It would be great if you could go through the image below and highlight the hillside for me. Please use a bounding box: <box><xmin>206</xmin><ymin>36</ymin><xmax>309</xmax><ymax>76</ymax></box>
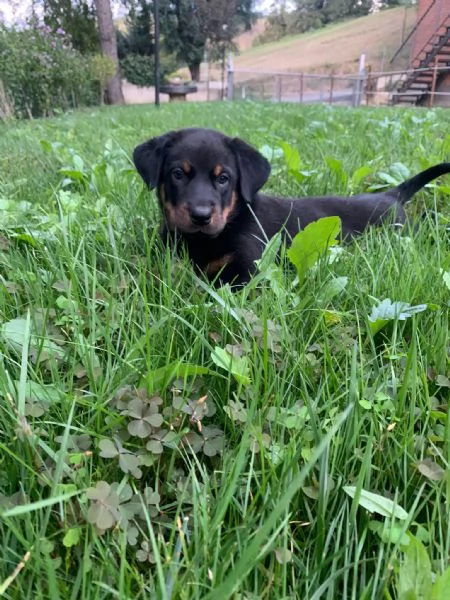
<box><xmin>231</xmin><ymin>6</ymin><xmax>417</xmax><ymax>76</ymax></box>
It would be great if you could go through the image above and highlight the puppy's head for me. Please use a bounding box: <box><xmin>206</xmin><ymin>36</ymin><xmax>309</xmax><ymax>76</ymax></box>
<box><xmin>133</xmin><ymin>127</ymin><xmax>270</xmax><ymax>236</ymax></box>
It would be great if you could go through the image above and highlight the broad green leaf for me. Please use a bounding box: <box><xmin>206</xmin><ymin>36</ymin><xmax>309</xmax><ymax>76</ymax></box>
<box><xmin>441</xmin><ymin>270</ymin><xmax>450</xmax><ymax>290</ymax></box>
<box><xmin>15</xmin><ymin>380</ymin><xmax>62</xmax><ymax>405</ymax></box>
<box><xmin>211</xmin><ymin>347</ymin><xmax>251</xmax><ymax>386</ymax></box>
<box><xmin>1</xmin><ymin>317</ymin><xmax>65</xmax><ymax>362</ymax></box>
<box><xmin>287</xmin><ymin>216</ymin><xmax>341</xmax><ymax>283</ymax></box>
<box><xmin>322</xmin><ymin>310</ymin><xmax>342</xmax><ymax>326</ymax></box>
<box><xmin>369</xmin><ymin>520</ymin><xmax>409</xmax><ymax>546</ymax></box>
<box><xmin>343</xmin><ymin>486</ymin><xmax>408</xmax><ymax>519</ymax></box>
<box><xmin>397</xmin><ymin>536</ymin><xmax>432</xmax><ymax>600</ymax></box>
<box><xmin>59</xmin><ymin>168</ymin><xmax>86</xmax><ymax>181</ymax></box>
<box><xmin>350</xmin><ymin>165</ymin><xmax>373</xmax><ymax>189</ymax></box>
<box><xmin>12</xmin><ymin>233</ymin><xmax>38</xmax><ymax>247</ymax></box>
<box><xmin>325</xmin><ymin>156</ymin><xmax>346</xmax><ymax>185</ymax></box>
<box><xmin>432</xmin><ymin>565</ymin><xmax>450</xmax><ymax>600</ymax></box>
<box><xmin>318</xmin><ymin>276</ymin><xmax>348</xmax><ymax>305</ymax></box>
<box><xmin>416</xmin><ymin>459</ymin><xmax>445</xmax><ymax>481</ymax></box>
<box><xmin>280</xmin><ymin>141</ymin><xmax>301</xmax><ymax>172</ymax></box>
<box><xmin>63</xmin><ymin>528</ymin><xmax>81</xmax><ymax>548</ymax></box>
<box><xmin>144</xmin><ymin>361</ymin><xmax>211</xmax><ymax>391</ymax></box>
<box><xmin>436</xmin><ymin>374</ymin><xmax>450</xmax><ymax>388</ymax></box>
<box><xmin>368</xmin><ymin>299</ymin><xmax>427</xmax><ymax>335</ymax></box>
<box><xmin>258</xmin><ymin>145</ymin><xmax>283</xmax><ymax>161</ymax></box>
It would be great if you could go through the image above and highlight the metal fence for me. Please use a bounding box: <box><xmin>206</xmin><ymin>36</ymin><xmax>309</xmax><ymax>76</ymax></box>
<box><xmin>226</xmin><ymin>64</ymin><xmax>450</xmax><ymax>107</ymax></box>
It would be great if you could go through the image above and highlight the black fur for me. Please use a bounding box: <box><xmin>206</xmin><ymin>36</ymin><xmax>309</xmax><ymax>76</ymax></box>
<box><xmin>133</xmin><ymin>127</ymin><xmax>450</xmax><ymax>286</ymax></box>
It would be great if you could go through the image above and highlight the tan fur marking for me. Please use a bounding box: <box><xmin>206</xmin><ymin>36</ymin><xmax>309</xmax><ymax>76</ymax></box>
<box><xmin>213</xmin><ymin>164</ymin><xmax>223</xmax><ymax>177</ymax></box>
<box><xmin>158</xmin><ymin>183</ymin><xmax>166</xmax><ymax>201</ymax></box>
<box><xmin>205</xmin><ymin>253</ymin><xmax>234</xmax><ymax>277</ymax></box>
<box><xmin>182</xmin><ymin>160</ymin><xmax>191</xmax><ymax>174</ymax></box>
<box><xmin>221</xmin><ymin>190</ymin><xmax>238</xmax><ymax>224</ymax></box>
<box><xmin>163</xmin><ymin>200</ymin><xmax>176</xmax><ymax>229</ymax></box>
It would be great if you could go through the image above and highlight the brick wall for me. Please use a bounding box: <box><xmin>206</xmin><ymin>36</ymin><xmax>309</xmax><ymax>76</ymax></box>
<box><xmin>410</xmin><ymin>0</ymin><xmax>449</xmax><ymax>66</ymax></box>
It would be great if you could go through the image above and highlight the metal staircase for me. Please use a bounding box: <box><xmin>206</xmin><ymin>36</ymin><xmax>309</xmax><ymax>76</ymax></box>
<box><xmin>392</xmin><ymin>12</ymin><xmax>450</xmax><ymax>105</ymax></box>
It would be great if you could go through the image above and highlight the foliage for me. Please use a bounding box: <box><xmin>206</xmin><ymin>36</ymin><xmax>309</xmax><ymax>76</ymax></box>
<box><xmin>258</xmin><ymin>0</ymin><xmax>398</xmax><ymax>44</ymax></box>
<box><xmin>119</xmin><ymin>52</ymin><xmax>179</xmax><ymax>86</ymax></box>
<box><xmin>159</xmin><ymin>0</ymin><xmax>256</xmax><ymax>80</ymax></box>
<box><xmin>0</xmin><ymin>102</ymin><xmax>449</xmax><ymax>598</ymax></box>
<box><xmin>88</xmin><ymin>53</ymin><xmax>116</xmax><ymax>103</ymax></box>
<box><xmin>117</xmin><ymin>0</ymin><xmax>154</xmax><ymax>59</ymax></box>
<box><xmin>43</xmin><ymin>0</ymin><xmax>99</xmax><ymax>53</ymax></box>
<box><xmin>117</xmin><ymin>0</ymin><xmax>256</xmax><ymax>82</ymax></box>
<box><xmin>117</xmin><ymin>0</ymin><xmax>181</xmax><ymax>86</ymax></box>
<box><xmin>0</xmin><ymin>20</ymin><xmax>99</xmax><ymax>118</ymax></box>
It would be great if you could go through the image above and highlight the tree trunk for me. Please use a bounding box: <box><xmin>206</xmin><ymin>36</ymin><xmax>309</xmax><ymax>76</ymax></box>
<box><xmin>93</xmin><ymin>0</ymin><xmax>124</xmax><ymax>104</ymax></box>
<box><xmin>188</xmin><ymin>63</ymin><xmax>201</xmax><ymax>82</ymax></box>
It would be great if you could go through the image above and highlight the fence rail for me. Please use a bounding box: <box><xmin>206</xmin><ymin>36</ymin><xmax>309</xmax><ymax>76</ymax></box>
<box><xmin>226</xmin><ymin>63</ymin><xmax>450</xmax><ymax>107</ymax></box>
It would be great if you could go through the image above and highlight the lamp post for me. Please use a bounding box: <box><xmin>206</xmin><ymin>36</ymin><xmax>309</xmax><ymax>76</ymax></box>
<box><xmin>154</xmin><ymin>0</ymin><xmax>160</xmax><ymax>106</ymax></box>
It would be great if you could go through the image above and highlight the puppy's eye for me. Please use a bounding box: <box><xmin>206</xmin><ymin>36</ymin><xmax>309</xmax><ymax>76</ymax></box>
<box><xmin>216</xmin><ymin>173</ymin><xmax>229</xmax><ymax>185</ymax></box>
<box><xmin>172</xmin><ymin>168</ymin><xmax>184</xmax><ymax>180</ymax></box>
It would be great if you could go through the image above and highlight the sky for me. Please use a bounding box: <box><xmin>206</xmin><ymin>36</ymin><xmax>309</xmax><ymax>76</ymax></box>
<box><xmin>0</xmin><ymin>0</ymin><xmax>286</xmax><ymax>26</ymax></box>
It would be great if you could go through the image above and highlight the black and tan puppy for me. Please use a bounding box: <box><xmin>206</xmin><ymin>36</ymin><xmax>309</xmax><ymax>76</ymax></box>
<box><xmin>133</xmin><ymin>127</ymin><xmax>449</xmax><ymax>286</ymax></box>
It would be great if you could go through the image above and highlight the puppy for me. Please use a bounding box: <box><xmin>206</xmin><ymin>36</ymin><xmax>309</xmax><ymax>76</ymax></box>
<box><xmin>133</xmin><ymin>127</ymin><xmax>449</xmax><ymax>286</ymax></box>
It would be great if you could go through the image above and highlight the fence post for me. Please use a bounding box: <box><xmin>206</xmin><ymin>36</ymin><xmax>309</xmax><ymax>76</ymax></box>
<box><xmin>353</xmin><ymin>53</ymin><xmax>366</xmax><ymax>107</ymax></box>
<box><xmin>226</xmin><ymin>53</ymin><xmax>234</xmax><ymax>101</ymax></box>
<box><xmin>204</xmin><ymin>44</ymin><xmax>210</xmax><ymax>102</ymax></box>
<box><xmin>428</xmin><ymin>57</ymin><xmax>438</xmax><ymax>108</ymax></box>
<box><xmin>299</xmin><ymin>73</ymin><xmax>304</xmax><ymax>103</ymax></box>
<box><xmin>329</xmin><ymin>74</ymin><xmax>334</xmax><ymax>104</ymax></box>
<box><xmin>275</xmin><ymin>75</ymin><xmax>282</xmax><ymax>102</ymax></box>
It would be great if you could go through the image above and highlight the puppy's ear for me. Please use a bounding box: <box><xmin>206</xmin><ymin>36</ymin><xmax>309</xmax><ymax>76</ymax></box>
<box><xmin>133</xmin><ymin>131</ymin><xmax>178</xmax><ymax>189</ymax></box>
<box><xmin>228</xmin><ymin>137</ymin><xmax>271</xmax><ymax>203</ymax></box>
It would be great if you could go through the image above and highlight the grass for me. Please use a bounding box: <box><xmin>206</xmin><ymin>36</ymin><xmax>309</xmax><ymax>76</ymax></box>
<box><xmin>0</xmin><ymin>100</ymin><xmax>449</xmax><ymax>599</ymax></box>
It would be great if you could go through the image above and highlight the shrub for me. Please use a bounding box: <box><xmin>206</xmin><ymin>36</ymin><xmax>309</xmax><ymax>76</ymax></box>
<box><xmin>88</xmin><ymin>53</ymin><xmax>117</xmax><ymax>104</ymax></box>
<box><xmin>0</xmin><ymin>20</ymin><xmax>100</xmax><ymax>118</ymax></box>
<box><xmin>120</xmin><ymin>52</ymin><xmax>180</xmax><ymax>87</ymax></box>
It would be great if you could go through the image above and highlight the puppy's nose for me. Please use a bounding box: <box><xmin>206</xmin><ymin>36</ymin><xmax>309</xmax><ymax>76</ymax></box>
<box><xmin>190</xmin><ymin>205</ymin><xmax>212</xmax><ymax>226</ymax></box>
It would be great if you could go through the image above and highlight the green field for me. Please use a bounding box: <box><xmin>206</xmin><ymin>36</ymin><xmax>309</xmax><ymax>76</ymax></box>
<box><xmin>0</xmin><ymin>101</ymin><xmax>449</xmax><ymax>599</ymax></box>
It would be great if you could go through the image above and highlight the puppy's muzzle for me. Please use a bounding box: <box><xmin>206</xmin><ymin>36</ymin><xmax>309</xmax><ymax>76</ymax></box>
<box><xmin>189</xmin><ymin>204</ymin><xmax>213</xmax><ymax>226</ymax></box>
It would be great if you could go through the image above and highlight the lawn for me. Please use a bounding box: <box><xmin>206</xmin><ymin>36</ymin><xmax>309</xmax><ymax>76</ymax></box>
<box><xmin>0</xmin><ymin>101</ymin><xmax>449</xmax><ymax>600</ymax></box>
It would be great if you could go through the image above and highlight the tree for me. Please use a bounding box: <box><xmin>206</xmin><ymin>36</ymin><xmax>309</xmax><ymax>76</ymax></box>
<box><xmin>160</xmin><ymin>0</ymin><xmax>205</xmax><ymax>81</ymax></box>
<box><xmin>159</xmin><ymin>0</ymin><xmax>256</xmax><ymax>82</ymax></box>
<box><xmin>93</xmin><ymin>0</ymin><xmax>124</xmax><ymax>103</ymax></box>
<box><xmin>117</xmin><ymin>0</ymin><xmax>154</xmax><ymax>58</ymax></box>
<box><xmin>43</xmin><ymin>0</ymin><xmax>99</xmax><ymax>53</ymax></box>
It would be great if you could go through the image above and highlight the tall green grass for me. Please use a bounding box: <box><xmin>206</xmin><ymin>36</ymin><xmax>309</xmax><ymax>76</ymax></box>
<box><xmin>0</xmin><ymin>102</ymin><xmax>449</xmax><ymax>599</ymax></box>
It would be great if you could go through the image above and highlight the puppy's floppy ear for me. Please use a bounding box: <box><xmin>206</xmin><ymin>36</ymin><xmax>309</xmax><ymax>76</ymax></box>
<box><xmin>133</xmin><ymin>131</ymin><xmax>178</xmax><ymax>189</ymax></box>
<box><xmin>228</xmin><ymin>137</ymin><xmax>271</xmax><ymax>203</ymax></box>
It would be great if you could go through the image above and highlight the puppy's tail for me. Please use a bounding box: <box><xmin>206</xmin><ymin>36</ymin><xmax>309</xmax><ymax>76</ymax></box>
<box><xmin>395</xmin><ymin>162</ymin><xmax>450</xmax><ymax>204</ymax></box>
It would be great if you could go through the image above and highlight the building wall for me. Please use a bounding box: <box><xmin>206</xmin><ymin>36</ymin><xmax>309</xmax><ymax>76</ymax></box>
<box><xmin>410</xmin><ymin>0</ymin><xmax>449</xmax><ymax>66</ymax></box>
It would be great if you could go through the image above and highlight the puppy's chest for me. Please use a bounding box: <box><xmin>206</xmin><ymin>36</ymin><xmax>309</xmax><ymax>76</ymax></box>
<box><xmin>184</xmin><ymin>235</ymin><xmax>237</xmax><ymax>275</ymax></box>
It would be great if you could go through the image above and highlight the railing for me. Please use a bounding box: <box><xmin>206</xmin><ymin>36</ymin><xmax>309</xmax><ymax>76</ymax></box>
<box><xmin>226</xmin><ymin>65</ymin><xmax>450</xmax><ymax>107</ymax></box>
